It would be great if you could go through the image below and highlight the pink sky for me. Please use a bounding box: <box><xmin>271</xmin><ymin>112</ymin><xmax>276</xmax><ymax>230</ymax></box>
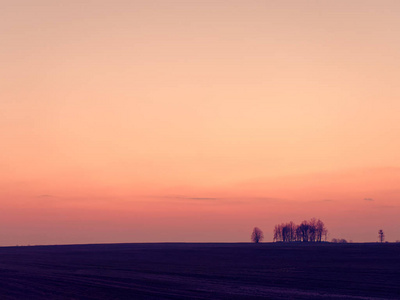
<box><xmin>1</xmin><ymin>1</ymin><xmax>400</xmax><ymax>245</ymax></box>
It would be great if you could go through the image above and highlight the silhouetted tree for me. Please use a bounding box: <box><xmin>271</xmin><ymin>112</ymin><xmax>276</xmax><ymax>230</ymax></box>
<box><xmin>298</xmin><ymin>221</ymin><xmax>310</xmax><ymax>242</ymax></box>
<box><xmin>273</xmin><ymin>224</ymin><xmax>282</xmax><ymax>242</ymax></box>
<box><xmin>331</xmin><ymin>238</ymin><xmax>347</xmax><ymax>243</ymax></box>
<box><xmin>308</xmin><ymin>218</ymin><xmax>317</xmax><ymax>242</ymax></box>
<box><xmin>274</xmin><ymin>222</ymin><xmax>297</xmax><ymax>242</ymax></box>
<box><xmin>273</xmin><ymin>218</ymin><xmax>327</xmax><ymax>243</ymax></box>
<box><xmin>295</xmin><ymin>226</ymin><xmax>302</xmax><ymax>241</ymax></box>
<box><xmin>378</xmin><ymin>230</ymin><xmax>385</xmax><ymax>243</ymax></box>
<box><xmin>251</xmin><ymin>227</ymin><xmax>264</xmax><ymax>243</ymax></box>
<box><xmin>316</xmin><ymin>219</ymin><xmax>328</xmax><ymax>242</ymax></box>
<box><xmin>287</xmin><ymin>221</ymin><xmax>297</xmax><ymax>242</ymax></box>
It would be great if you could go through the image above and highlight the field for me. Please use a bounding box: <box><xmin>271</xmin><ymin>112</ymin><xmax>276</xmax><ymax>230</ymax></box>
<box><xmin>0</xmin><ymin>243</ymin><xmax>399</xmax><ymax>299</ymax></box>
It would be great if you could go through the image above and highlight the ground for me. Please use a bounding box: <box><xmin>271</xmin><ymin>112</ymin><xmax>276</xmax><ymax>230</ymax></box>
<box><xmin>0</xmin><ymin>243</ymin><xmax>399</xmax><ymax>299</ymax></box>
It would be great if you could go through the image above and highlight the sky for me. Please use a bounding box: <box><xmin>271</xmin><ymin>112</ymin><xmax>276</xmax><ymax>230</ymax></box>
<box><xmin>1</xmin><ymin>0</ymin><xmax>400</xmax><ymax>245</ymax></box>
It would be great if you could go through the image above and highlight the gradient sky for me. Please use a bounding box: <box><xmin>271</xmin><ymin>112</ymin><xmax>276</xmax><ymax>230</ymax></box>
<box><xmin>1</xmin><ymin>0</ymin><xmax>400</xmax><ymax>245</ymax></box>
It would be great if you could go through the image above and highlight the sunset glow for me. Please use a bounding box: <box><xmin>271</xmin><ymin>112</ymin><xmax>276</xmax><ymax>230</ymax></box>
<box><xmin>1</xmin><ymin>0</ymin><xmax>400</xmax><ymax>245</ymax></box>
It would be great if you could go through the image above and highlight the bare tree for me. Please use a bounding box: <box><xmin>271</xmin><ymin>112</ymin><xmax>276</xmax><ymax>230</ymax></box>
<box><xmin>316</xmin><ymin>219</ymin><xmax>328</xmax><ymax>242</ymax></box>
<box><xmin>281</xmin><ymin>224</ymin><xmax>288</xmax><ymax>242</ymax></box>
<box><xmin>274</xmin><ymin>222</ymin><xmax>298</xmax><ymax>242</ymax></box>
<box><xmin>298</xmin><ymin>221</ymin><xmax>310</xmax><ymax>242</ymax></box>
<box><xmin>308</xmin><ymin>218</ymin><xmax>317</xmax><ymax>242</ymax></box>
<box><xmin>287</xmin><ymin>221</ymin><xmax>297</xmax><ymax>242</ymax></box>
<box><xmin>378</xmin><ymin>229</ymin><xmax>384</xmax><ymax>243</ymax></box>
<box><xmin>295</xmin><ymin>226</ymin><xmax>302</xmax><ymax>241</ymax></box>
<box><xmin>273</xmin><ymin>218</ymin><xmax>328</xmax><ymax>243</ymax></box>
<box><xmin>273</xmin><ymin>224</ymin><xmax>282</xmax><ymax>242</ymax></box>
<box><xmin>251</xmin><ymin>227</ymin><xmax>264</xmax><ymax>243</ymax></box>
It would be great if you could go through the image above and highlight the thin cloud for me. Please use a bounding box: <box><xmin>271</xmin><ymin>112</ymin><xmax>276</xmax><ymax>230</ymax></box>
<box><xmin>248</xmin><ymin>197</ymin><xmax>286</xmax><ymax>202</ymax></box>
<box><xmin>364</xmin><ymin>198</ymin><xmax>374</xmax><ymax>201</ymax></box>
<box><xmin>139</xmin><ymin>195</ymin><xmax>286</xmax><ymax>203</ymax></box>
<box><xmin>181</xmin><ymin>196</ymin><xmax>284</xmax><ymax>202</ymax></box>
<box><xmin>307</xmin><ymin>199</ymin><xmax>335</xmax><ymax>203</ymax></box>
<box><xmin>186</xmin><ymin>197</ymin><xmax>218</xmax><ymax>201</ymax></box>
<box><xmin>144</xmin><ymin>195</ymin><xmax>221</xmax><ymax>201</ymax></box>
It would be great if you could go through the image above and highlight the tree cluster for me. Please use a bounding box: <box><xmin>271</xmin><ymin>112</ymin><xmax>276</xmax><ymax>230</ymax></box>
<box><xmin>273</xmin><ymin>218</ymin><xmax>328</xmax><ymax>242</ymax></box>
<box><xmin>331</xmin><ymin>238</ymin><xmax>347</xmax><ymax>243</ymax></box>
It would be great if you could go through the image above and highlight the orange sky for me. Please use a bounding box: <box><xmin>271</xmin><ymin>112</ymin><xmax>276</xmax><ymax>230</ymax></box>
<box><xmin>1</xmin><ymin>1</ymin><xmax>400</xmax><ymax>245</ymax></box>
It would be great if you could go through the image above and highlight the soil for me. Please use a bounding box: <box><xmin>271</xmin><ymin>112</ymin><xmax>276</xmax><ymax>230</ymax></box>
<box><xmin>0</xmin><ymin>243</ymin><xmax>399</xmax><ymax>299</ymax></box>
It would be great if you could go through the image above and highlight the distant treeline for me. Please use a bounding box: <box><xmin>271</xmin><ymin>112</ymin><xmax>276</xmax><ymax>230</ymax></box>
<box><xmin>331</xmin><ymin>238</ymin><xmax>348</xmax><ymax>243</ymax></box>
<box><xmin>273</xmin><ymin>218</ymin><xmax>328</xmax><ymax>242</ymax></box>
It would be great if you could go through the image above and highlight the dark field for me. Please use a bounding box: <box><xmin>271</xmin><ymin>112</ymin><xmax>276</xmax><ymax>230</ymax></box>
<box><xmin>0</xmin><ymin>243</ymin><xmax>399</xmax><ymax>299</ymax></box>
